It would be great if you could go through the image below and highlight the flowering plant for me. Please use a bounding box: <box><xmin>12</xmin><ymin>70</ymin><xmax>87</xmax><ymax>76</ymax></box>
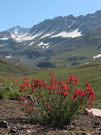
<box><xmin>18</xmin><ymin>73</ymin><xmax>95</xmax><ymax>126</ymax></box>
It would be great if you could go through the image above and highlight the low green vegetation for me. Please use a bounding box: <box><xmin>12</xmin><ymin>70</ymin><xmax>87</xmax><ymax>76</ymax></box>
<box><xmin>0</xmin><ymin>60</ymin><xmax>101</xmax><ymax>109</ymax></box>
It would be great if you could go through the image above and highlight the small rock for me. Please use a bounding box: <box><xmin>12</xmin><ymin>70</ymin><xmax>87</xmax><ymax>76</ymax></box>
<box><xmin>0</xmin><ymin>120</ymin><xmax>8</xmax><ymax>128</ymax></box>
<box><xmin>80</xmin><ymin>127</ymin><xmax>85</xmax><ymax>131</ymax></box>
<box><xmin>27</xmin><ymin>130</ymin><xmax>31</xmax><ymax>133</ymax></box>
<box><xmin>16</xmin><ymin>124</ymin><xmax>20</xmax><ymax>128</ymax></box>
<box><xmin>71</xmin><ymin>121</ymin><xmax>78</xmax><ymax>126</ymax></box>
<box><xmin>23</xmin><ymin>125</ymin><xmax>27</xmax><ymax>128</ymax></box>
<box><xmin>10</xmin><ymin>126</ymin><xmax>17</xmax><ymax>133</ymax></box>
<box><xmin>75</xmin><ymin>127</ymin><xmax>80</xmax><ymax>131</ymax></box>
<box><xmin>93</xmin><ymin>125</ymin><xmax>97</xmax><ymax>128</ymax></box>
<box><xmin>10</xmin><ymin>129</ymin><xmax>17</xmax><ymax>133</ymax></box>
<box><xmin>87</xmin><ymin>133</ymin><xmax>91</xmax><ymax>135</ymax></box>
<box><xmin>67</xmin><ymin>125</ymin><xmax>71</xmax><ymax>130</ymax></box>
<box><xmin>95</xmin><ymin>131</ymin><xmax>100</xmax><ymax>135</ymax></box>
<box><xmin>70</xmin><ymin>125</ymin><xmax>75</xmax><ymax>129</ymax></box>
<box><xmin>94</xmin><ymin>121</ymin><xmax>99</xmax><ymax>126</ymax></box>
<box><xmin>96</xmin><ymin>128</ymin><xmax>100</xmax><ymax>130</ymax></box>
<box><xmin>88</xmin><ymin>121</ymin><xmax>91</xmax><ymax>124</ymax></box>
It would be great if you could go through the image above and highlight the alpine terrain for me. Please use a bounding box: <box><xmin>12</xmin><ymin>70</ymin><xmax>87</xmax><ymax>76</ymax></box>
<box><xmin>0</xmin><ymin>10</ymin><xmax>101</xmax><ymax>68</ymax></box>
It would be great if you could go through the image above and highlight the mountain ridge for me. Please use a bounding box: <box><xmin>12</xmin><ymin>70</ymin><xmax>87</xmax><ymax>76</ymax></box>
<box><xmin>0</xmin><ymin>9</ymin><xmax>101</xmax><ymax>68</ymax></box>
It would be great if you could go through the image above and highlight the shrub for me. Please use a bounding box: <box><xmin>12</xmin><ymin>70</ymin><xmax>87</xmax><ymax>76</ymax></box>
<box><xmin>18</xmin><ymin>73</ymin><xmax>95</xmax><ymax>126</ymax></box>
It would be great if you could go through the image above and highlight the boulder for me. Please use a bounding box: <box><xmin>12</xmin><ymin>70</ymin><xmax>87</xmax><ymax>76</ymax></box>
<box><xmin>86</xmin><ymin>108</ymin><xmax>101</xmax><ymax>117</ymax></box>
<box><xmin>0</xmin><ymin>120</ymin><xmax>8</xmax><ymax>128</ymax></box>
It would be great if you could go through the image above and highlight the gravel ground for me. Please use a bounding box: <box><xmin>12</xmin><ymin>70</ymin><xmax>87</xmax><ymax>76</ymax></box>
<box><xmin>0</xmin><ymin>100</ymin><xmax>101</xmax><ymax>135</ymax></box>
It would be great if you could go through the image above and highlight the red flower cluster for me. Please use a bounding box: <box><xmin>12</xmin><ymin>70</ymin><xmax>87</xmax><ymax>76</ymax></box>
<box><xmin>71</xmin><ymin>89</ymin><xmax>86</xmax><ymax>102</ymax></box>
<box><xmin>67</xmin><ymin>73</ymin><xmax>78</xmax><ymax>86</ymax></box>
<box><xmin>17</xmin><ymin>73</ymin><xmax>95</xmax><ymax>113</ymax></box>
<box><xmin>85</xmin><ymin>81</ymin><xmax>95</xmax><ymax>109</ymax></box>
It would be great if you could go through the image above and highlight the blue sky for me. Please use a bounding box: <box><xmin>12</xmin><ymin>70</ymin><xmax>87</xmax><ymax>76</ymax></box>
<box><xmin>0</xmin><ymin>0</ymin><xmax>101</xmax><ymax>31</ymax></box>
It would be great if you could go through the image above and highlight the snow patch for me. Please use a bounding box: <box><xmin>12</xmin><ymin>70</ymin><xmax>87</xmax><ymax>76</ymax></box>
<box><xmin>37</xmin><ymin>42</ymin><xmax>50</xmax><ymax>49</ymax></box>
<box><xmin>46</xmin><ymin>46</ymin><xmax>50</xmax><ymax>49</ymax></box>
<box><xmin>11</xmin><ymin>32</ymin><xmax>43</xmax><ymax>42</ymax></box>
<box><xmin>5</xmin><ymin>56</ymin><xmax>12</xmax><ymax>59</ymax></box>
<box><xmin>81</xmin><ymin>62</ymin><xmax>90</xmax><ymax>65</ymax></box>
<box><xmin>83</xmin><ymin>62</ymin><xmax>90</xmax><ymax>65</ymax></box>
<box><xmin>0</xmin><ymin>37</ymin><xmax>9</xmax><ymax>40</ymax></box>
<box><xmin>28</xmin><ymin>42</ymin><xmax>34</xmax><ymax>46</ymax></box>
<box><xmin>93</xmin><ymin>54</ymin><xmax>101</xmax><ymax>59</ymax></box>
<box><xmin>14</xmin><ymin>28</ymin><xmax>18</xmax><ymax>34</ymax></box>
<box><xmin>41</xmin><ymin>31</ymin><xmax>55</xmax><ymax>39</ymax></box>
<box><xmin>51</xmin><ymin>29</ymin><xmax>82</xmax><ymax>38</ymax></box>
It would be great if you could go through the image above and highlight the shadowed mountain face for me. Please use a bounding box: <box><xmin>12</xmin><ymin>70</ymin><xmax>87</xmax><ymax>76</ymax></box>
<box><xmin>0</xmin><ymin>10</ymin><xmax>101</xmax><ymax>67</ymax></box>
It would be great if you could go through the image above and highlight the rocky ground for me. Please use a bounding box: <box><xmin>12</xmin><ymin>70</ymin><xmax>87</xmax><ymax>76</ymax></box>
<box><xmin>0</xmin><ymin>100</ymin><xmax>101</xmax><ymax>135</ymax></box>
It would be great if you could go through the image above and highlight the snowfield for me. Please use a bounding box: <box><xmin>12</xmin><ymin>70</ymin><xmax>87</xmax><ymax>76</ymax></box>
<box><xmin>51</xmin><ymin>29</ymin><xmax>82</xmax><ymax>38</ymax></box>
<box><xmin>11</xmin><ymin>32</ymin><xmax>43</xmax><ymax>42</ymax></box>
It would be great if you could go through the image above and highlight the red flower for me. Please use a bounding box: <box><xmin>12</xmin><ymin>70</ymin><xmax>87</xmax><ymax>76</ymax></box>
<box><xmin>48</xmin><ymin>106</ymin><xmax>52</xmax><ymax>109</ymax></box>
<box><xmin>18</xmin><ymin>98</ymin><xmax>21</xmax><ymax>104</ymax></box>
<box><xmin>19</xmin><ymin>84</ymin><xmax>27</xmax><ymax>92</ymax></box>
<box><xmin>26</xmin><ymin>104</ymin><xmax>30</xmax><ymax>107</ymax></box>
<box><xmin>62</xmin><ymin>101</ymin><xmax>66</xmax><ymax>104</ymax></box>
<box><xmin>64</xmin><ymin>91</ymin><xmax>68</xmax><ymax>97</ymax></box>
<box><xmin>13</xmin><ymin>79</ymin><xmax>15</xmax><ymax>84</ymax></box>
<box><xmin>10</xmin><ymin>72</ymin><xmax>13</xmax><ymax>79</ymax></box>
<box><xmin>63</xmin><ymin>83</ymin><xmax>68</xmax><ymax>91</ymax></box>
<box><xmin>22</xmin><ymin>97</ymin><xmax>28</xmax><ymax>101</ymax></box>
<box><xmin>80</xmin><ymin>99</ymin><xmax>84</xmax><ymax>105</ymax></box>
<box><xmin>71</xmin><ymin>95</ymin><xmax>77</xmax><ymax>102</ymax></box>
<box><xmin>45</xmin><ymin>101</ymin><xmax>48</xmax><ymax>105</ymax></box>
<box><xmin>37</xmin><ymin>96</ymin><xmax>40</xmax><ymax>100</ymax></box>
<box><xmin>29</xmin><ymin>107</ymin><xmax>34</xmax><ymax>111</ymax></box>
<box><xmin>79</xmin><ymin>90</ymin><xmax>85</xmax><ymax>96</ymax></box>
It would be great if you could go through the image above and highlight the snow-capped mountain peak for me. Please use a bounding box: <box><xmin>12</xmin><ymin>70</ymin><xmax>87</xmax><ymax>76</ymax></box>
<box><xmin>7</xmin><ymin>26</ymin><xmax>30</xmax><ymax>34</ymax></box>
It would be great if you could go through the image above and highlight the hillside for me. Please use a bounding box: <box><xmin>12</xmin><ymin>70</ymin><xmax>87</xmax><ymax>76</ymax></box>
<box><xmin>0</xmin><ymin>56</ymin><xmax>36</xmax><ymax>76</ymax></box>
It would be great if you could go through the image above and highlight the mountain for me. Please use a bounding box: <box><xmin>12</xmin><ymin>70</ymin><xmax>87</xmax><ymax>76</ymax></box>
<box><xmin>7</xmin><ymin>26</ymin><xmax>30</xmax><ymax>34</ymax></box>
<box><xmin>0</xmin><ymin>10</ymin><xmax>101</xmax><ymax>68</ymax></box>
